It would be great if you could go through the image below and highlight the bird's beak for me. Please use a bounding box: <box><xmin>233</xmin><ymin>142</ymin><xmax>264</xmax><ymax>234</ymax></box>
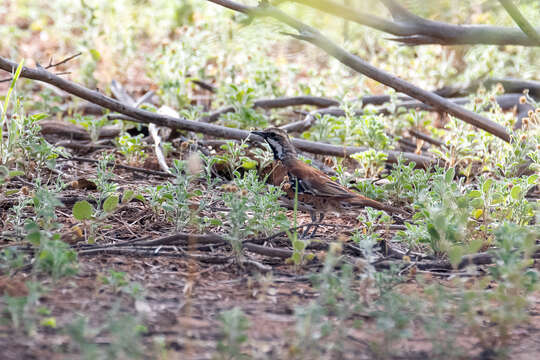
<box><xmin>250</xmin><ymin>131</ymin><xmax>267</xmax><ymax>139</ymax></box>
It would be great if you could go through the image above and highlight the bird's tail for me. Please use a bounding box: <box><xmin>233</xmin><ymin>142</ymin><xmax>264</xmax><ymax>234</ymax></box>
<box><xmin>349</xmin><ymin>195</ymin><xmax>409</xmax><ymax>216</ymax></box>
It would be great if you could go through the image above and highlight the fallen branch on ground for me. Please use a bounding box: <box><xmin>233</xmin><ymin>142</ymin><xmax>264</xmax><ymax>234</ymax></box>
<box><xmin>200</xmin><ymin>95</ymin><xmax>340</xmax><ymax>123</ymax></box>
<box><xmin>0</xmin><ymin>56</ymin><xmax>434</xmax><ymax>167</ymax></box>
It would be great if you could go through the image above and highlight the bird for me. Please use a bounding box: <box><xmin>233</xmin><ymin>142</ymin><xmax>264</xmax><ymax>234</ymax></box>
<box><xmin>251</xmin><ymin>127</ymin><xmax>407</xmax><ymax>237</ymax></box>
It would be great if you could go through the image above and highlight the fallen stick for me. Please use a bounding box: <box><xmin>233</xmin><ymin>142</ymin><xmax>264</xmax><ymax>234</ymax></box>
<box><xmin>0</xmin><ymin>57</ymin><xmax>434</xmax><ymax>167</ymax></box>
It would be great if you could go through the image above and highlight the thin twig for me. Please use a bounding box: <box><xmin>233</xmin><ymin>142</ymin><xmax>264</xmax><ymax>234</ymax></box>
<box><xmin>59</xmin><ymin>155</ymin><xmax>174</xmax><ymax>178</ymax></box>
<box><xmin>0</xmin><ymin>52</ymin><xmax>81</xmax><ymax>83</ymax></box>
<box><xmin>498</xmin><ymin>0</ymin><xmax>540</xmax><ymax>45</ymax></box>
<box><xmin>409</xmin><ymin>129</ymin><xmax>444</xmax><ymax>148</ymax></box>
<box><xmin>192</xmin><ymin>79</ymin><xmax>217</xmax><ymax>93</ymax></box>
<box><xmin>200</xmin><ymin>95</ymin><xmax>339</xmax><ymax>123</ymax></box>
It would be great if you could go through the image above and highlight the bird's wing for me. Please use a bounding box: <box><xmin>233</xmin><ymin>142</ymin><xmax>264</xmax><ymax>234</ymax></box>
<box><xmin>287</xmin><ymin>159</ymin><xmax>355</xmax><ymax>198</ymax></box>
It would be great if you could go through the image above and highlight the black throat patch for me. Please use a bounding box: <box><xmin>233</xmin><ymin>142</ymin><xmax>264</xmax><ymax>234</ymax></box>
<box><xmin>267</xmin><ymin>138</ymin><xmax>284</xmax><ymax>160</ymax></box>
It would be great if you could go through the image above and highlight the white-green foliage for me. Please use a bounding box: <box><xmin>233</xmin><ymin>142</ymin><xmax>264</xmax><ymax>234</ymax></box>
<box><xmin>221</xmin><ymin>170</ymin><xmax>289</xmax><ymax>259</ymax></box>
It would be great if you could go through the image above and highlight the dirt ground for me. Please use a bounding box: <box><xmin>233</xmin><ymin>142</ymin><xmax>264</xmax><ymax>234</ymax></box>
<box><xmin>1</xmin><ymin>158</ymin><xmax>540</xmax><ymax>359</ymax></box>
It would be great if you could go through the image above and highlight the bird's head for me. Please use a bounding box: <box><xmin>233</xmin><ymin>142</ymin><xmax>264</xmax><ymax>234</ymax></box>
<box><xmin>251</xmin><ymin>127</ymin><xmax>297</xmax><ymax>161</ymax></box>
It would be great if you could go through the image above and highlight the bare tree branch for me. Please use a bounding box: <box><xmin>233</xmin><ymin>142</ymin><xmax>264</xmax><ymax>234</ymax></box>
<box><xmin>0</xmin><ymin>52</ymin><xmax>81</xmax><ymax>83</ymax></box>
<box><xmin>285</xmin><ymin>0</ymin><xmax>540</xmax><ymax>46</ymax></box>
<box><xmin>207</xmin><ymin>0</ymin><xmax>511</xmax><ymax>142</ymax></box>
<box><xmin>282</xmin><ymin>94</ymin><xmax>530</xmax><ymax>133</ymax></box>
<box><xmin>498</xmin><ymin>0</ymin><xmax>540</xmax><ymax>45</ymax></box>
<box><xmin>0</xmin><ymin>56</ymin><xmax>434</xmax><ymax>167</ymax></box>
<box><xmin>200</xmin><ymin>95</ymin><xmax>339</xmax><ymax>122</ymax></box>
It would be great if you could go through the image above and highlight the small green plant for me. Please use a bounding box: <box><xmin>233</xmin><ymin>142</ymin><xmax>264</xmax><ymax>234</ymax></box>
<box><xmin>116</xmin><ymin>133</ymin><xmax>147</xmax><ymax>165</ymax></box>
<box><xmin>351</xmin><ymin>149</ymin><xmax>388</xmax><ymax>178</ymax></box>
<box><xmin>70</xmin><ymin>113</ymin><xmax>110</xmax><ymax>143</ymax></box>
<box><xmin>221</xmin><ymin>170</ymin><xmax>289</xmax><ymax>261</ymax></box>
<box><xmin>146</xmin><ymin>159</ymin><xmax>198</xmax><ymax>231</ymax></box>
<box><xmin>292</xmin><ymin>302</ymin><xmax>329</xmax><ymax>358</ymax></box>
<box><xmin>303</xmin><ymin>104</ymin><xmax>392</xmax><ymax>149</ymax></box>
<box><xmin>99</xmin><ymin>270</ymin><xmax>144</xmax><ymax>299</ymax></box>
<box><xmin>400</xmin><ymin>168</ymin><xmax>472</xmax><ymax>256</ymax></box>
<box><xmin>287</xmin><ymin>178</ymin><xmax>308</xmax><ymax>267</ymax></box>
<box><xmin>222</xmin><ymin>191</ymin><xmax>249</xmax><ymax>262</ymax></box>
<box><xmin>93</xmin><ymin>154</ymin><xmax>119</xmax><ymax>207</ymax></box>
<box><xmin>0</xmin><ymin>59</ymin><xmax>24</xmax><ymax>165</ymax></box>
<box><xmin>65</xmin><ymin>310</ymin><xmax>147</xmax><ymax>360</ymax></box>
<box><xmin>63</xmin><ymin>316</ymin><xmax>101</xmax><ymax>359</ymax></box>
<box><xmin>72</xmin><ymin>194</ymin><xmax>119</xmax><ymax>243</ymax></box>
<box><xmin>384</xmin><ymin>158</ymin><xmax>435</xmax><ymax>203</ymax></box>
<box><xmin>31</xmin><ymin>179</ymin><xmax>65</xmax><ymax>232</ymax></box>
<box><xmin>1</xmin><ymin>62</ymin><xmax>64</xmax><ymax>174</ymax></box>
<box><xmin>220</xmin><ymin>83</ymin><xmax>268</xmax><ymax>129</ymax></box>
<box><xmin>70</xmin><ymin>154</ymin><xmax>121</xmax><ymax>241</ymax></box>
<box><xmin>1</xmin><ymin>281</ymin><xmax>42</xmax><ymax>333</ymax></box>
<box><xmin>103</xmin><ymin>311</ymin><xmax>148</xmax><ymax>359</ymax></box>
<box><xmin>216</xmin><ymin>140</ymin><xmax>257</xmax><ymax>179</ymax></box>
<box><xmin>217</xmin><ymin>307</ymin><xmax>250</xmax><ymax>360</ymax></box>
<box><xmin>232</xmin><ymin>170</ymin><xmax>289</xmax><ymax>236</ymax></box>
<box><xmin>292</xmin><ymin>244</ymin><xmax>363</xmax><ymax>358</ymax></box>
<box><xmin>0</xmin><ymin>247</ymin><xmax>27</xmax><ymax>275</ymax></box>
<box><xmin>369</xmin><ymin>288</ymin><xmax>418</xmax><ymax>357</ymax></box>
<box><xmin>354</xmin><ymin>208</ymin><xmax>391</xmax><ymax>246</ymax></box>
<box><xmin>26</xmin><ymin>222</ymin><xmax>78</xmax><ymax>279</ymax></box>
<box><xmin>484</xmin><ymin>223</ymin><xmax>538</xmax><ymax>342</ymax></box>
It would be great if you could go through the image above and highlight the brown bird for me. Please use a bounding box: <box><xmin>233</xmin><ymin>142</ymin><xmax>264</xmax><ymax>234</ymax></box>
<box><xmin>251</xmin><ymin>128</ymin><xmax>406</xmax><ymax>237</ymax></box>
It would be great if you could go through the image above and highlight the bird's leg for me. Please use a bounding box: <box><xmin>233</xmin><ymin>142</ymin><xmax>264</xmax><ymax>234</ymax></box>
<box><xmin>301</xmin><ymin>211</ymin><xmax>317</xmax><ymax>239</ymax></box>
<box><xmin>308</xmin><ymin>213</ymin><xmax>325</xmax><ymax>238</ymax></box>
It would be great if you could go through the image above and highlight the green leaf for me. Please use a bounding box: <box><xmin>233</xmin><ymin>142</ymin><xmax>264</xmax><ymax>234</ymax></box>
<box><xmin>472</xmin><ymin>208</ymin><xmax>483</xmax><ymax>219</ymax></box>
<box><xmin>482</xmin><ymin>178</ymin><xmax>493</xmax><ymax>193</ymax></box>
<box><xmin>241</xmin><ymin>159</ymin><xmax>257</xmax><ymax>170</ymax></box>
<box><xmin>25</xmin><ymin>222</ymin><xmax>42</xmax><ymax>245</ymax></box>
<box><xmin>293</xmin><ymin>240</ymin><xmax>306</xmax><ymax>251</ymax></box>
<box><xmin>492</xmin><ymin>192</ymin><xmax>504</xmax><ymax>204</ymax></box>
<box><xmin>470</xmin><ymin>198</ymin><xmax>484</xmax><ymax>208</ymax></box>
<box><xmin>510</xmin><ymin>185</ymin><xmax>522</xmax><ymax>200</ymax></box>
<box><xmin>527</xmin><ymin>174</ymin><xmax>538</xmax><ymax>186</ymax></box>
<box><xmin>40</xmin><ymin>317</ymin><xmax>57</xmax><ymax>328</ymax></box>
<box><xmin>73</xmin><ymin>200</ymin><xmax>93</xmax><ymax>220</ymax></box>
<box><xmin>8</xmin><ymin>170</ymin><xmax>24</xmax><ymax>178</ymax></box>
<box><xmin>90</xmin><ymin>49</ymin><xmax>101</xmax><ymax>61</ymax></box>
<box><xmin>468</xmin><ymin>190</ymin><xmax>482</xmax><ymax>198</ymax></box>
<box><xmin>427</xmin><ymin>223</ymin><xmax>440</xmax><ymax>241</ymax></box>
<box><xmin>448</xmin><ymin>246</ymin><xmax>463</xmax><ymax>269</ymax></box>
<box><xmin>445</xmin><ymin>168</ymin><xmax>455</xmax><ymax>183</ymax></box>
<box><xmin>305</xmin><ymin>253</ymin><xmax>315</xmax><ymax>261</ymax></box>
<box><xmin>30</xmin><ymin>113</ymin><xmax>48</xmax><ymax>121</ymax></box>
<box><xmin>468</xmin><ymin>238</ymin><xmax>483</xmax><ymax>253</ymax></box>
<box><xmin>122</xmin><ymin>190</ymin><xmax>135</xmax><ymax>203</ymax></box>
<box><xmin>134</xmin><ymin>194</ymin><xmax>146</xmax><ymax>202</ymax></box>
<box><xmin>103</xmin><ymin>195</ymin><xmax>119</xmax><ymax>213</ymax></box>
<box><xmin>3</xmin><ymin>59</ymin><xmax>24</xmax><ymax>120</ymax></box>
